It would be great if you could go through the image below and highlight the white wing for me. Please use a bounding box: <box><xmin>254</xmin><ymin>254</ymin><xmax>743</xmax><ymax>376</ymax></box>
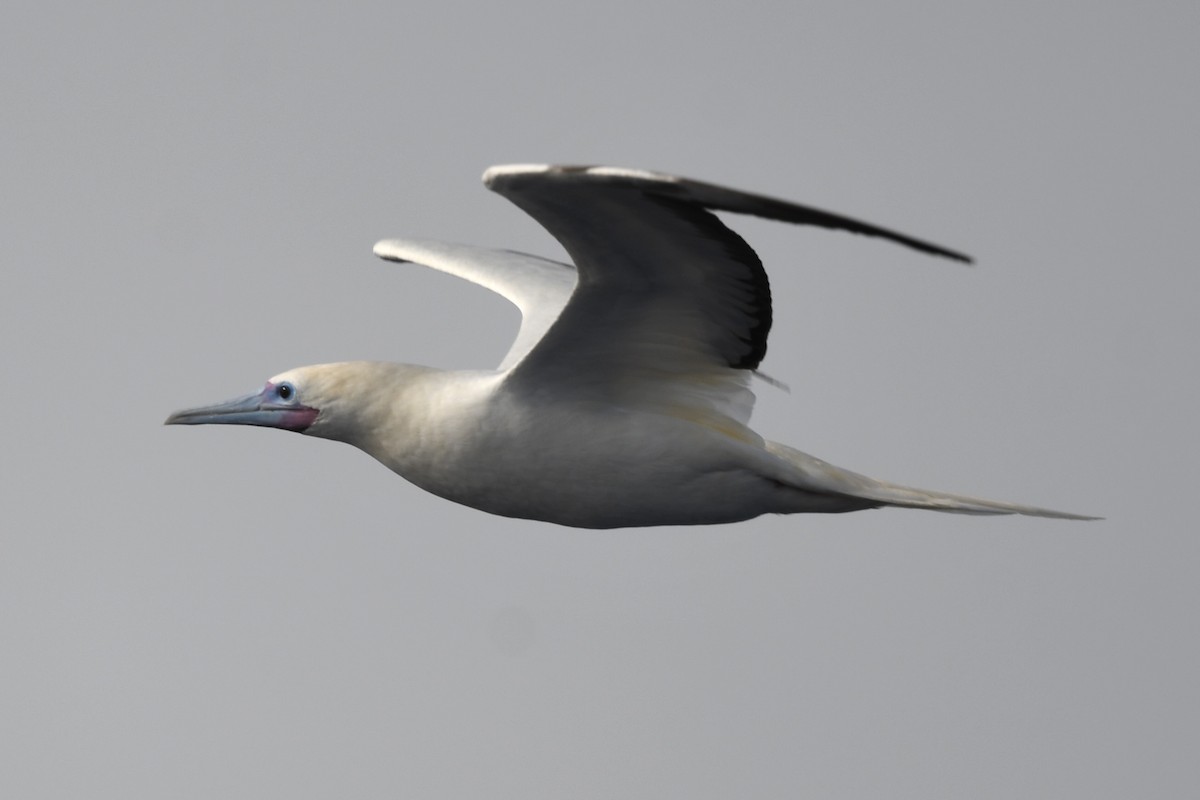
<box><xmin>372</xmin><ymin>238</ymin><xmax>576</xmax><ymax>371</ymax></box>
<box><xmin>485</xmin><ymin>164</ymin><xmax>970</xmax><ymax>425</ymax></box>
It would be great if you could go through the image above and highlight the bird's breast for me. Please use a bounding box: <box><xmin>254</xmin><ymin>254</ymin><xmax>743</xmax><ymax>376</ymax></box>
<box><xmin>365</xmin><ymin>382</ymin><xmax>777</xmax><ymax>528</ymax></box>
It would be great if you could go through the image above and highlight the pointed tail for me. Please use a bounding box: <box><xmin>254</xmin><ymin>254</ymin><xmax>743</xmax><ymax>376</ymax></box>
<box><xmin>765</xmin><ymin>441</ymin><xmax>1100</xmax><ymax>521</ymax></box>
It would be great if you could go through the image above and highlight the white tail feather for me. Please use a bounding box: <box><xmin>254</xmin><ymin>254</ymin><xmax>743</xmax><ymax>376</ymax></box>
<box><xmin>765</xmin><ymin>441</ymin><xmax>1099</xmax><ymax>521</ymax></box>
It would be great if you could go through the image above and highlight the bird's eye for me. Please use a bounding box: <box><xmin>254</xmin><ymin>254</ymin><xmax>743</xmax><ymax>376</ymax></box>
<box><xmin>276</xmin><ymin>382</ymin><xmax>295</xmax><ymax>401</ymax></box>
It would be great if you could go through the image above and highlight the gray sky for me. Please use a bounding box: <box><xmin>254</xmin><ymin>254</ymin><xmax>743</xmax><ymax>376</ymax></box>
<box><xmin>4</xmin><ymin>1</ymin><xmax>1196</xmax><ymax>797</ymax></box>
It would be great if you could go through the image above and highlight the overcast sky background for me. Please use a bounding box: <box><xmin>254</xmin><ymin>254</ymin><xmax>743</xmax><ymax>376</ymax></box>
<box><xmin>4</xmin><ymin>2</ymin><xmax>1197</xmax><ymax>798</ymax></box>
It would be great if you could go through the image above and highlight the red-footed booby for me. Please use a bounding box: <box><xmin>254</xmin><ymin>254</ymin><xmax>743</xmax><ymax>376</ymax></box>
<box><xmin>166</xmin><ymin>164</ymin><xmax>1095</xmax><ymax>527</ymax></box>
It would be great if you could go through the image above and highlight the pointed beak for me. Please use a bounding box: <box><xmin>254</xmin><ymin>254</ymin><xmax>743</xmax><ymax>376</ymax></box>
<box><xmin>165</xmin><ymin>385</ymin><xmax>317</xmax><ymax>432</ymax></box>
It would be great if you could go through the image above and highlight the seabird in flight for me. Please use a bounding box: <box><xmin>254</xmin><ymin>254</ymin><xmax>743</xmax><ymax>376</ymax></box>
<box><xmin>166</xmin><ymin>164</ymin><xmax>1094</xmax><ymax>526</ymax></box>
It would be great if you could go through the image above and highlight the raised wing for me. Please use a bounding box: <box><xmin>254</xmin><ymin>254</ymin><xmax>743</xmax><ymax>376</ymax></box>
<box><xmin>485</xmin><ymin>164</ymin><xmax>970</xmax><ymax>423</ymax></box>
<box><xmin>373</xmin><ymin>238</ymin><xmax>576</xmax><ymax>370</ymax></box>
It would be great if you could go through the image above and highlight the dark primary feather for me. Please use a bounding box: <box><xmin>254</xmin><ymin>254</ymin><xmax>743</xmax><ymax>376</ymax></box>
<box><xmin>487</xmin><ymin>166</ymin><xmax>971</xmax><ymax>385</ymax></box>
<box><xmin>654</xmin><ymin>172</ymin><xmax>975</xmax><ymax>264</ymax></box>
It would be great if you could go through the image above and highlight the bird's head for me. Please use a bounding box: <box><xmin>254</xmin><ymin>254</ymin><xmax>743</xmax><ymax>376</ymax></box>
<box><xmin>165</xmin><ymin>361</ymin><xmax>435</xmax><ymax>449</ymax></box>
<box><xmin>165</xmin><ymin>370</ymin><xmax>321</xmax><ymax>433</ymax></box>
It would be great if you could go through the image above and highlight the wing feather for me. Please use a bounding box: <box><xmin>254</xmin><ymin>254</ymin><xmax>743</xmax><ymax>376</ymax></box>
<box><xmin>373</xmin><ymin>238</ymin><xmax>576</xmax><ymax>370</ymax></box>
<box><xmin>483</xmin><ymin>164</ymin><xmax>970</xmax><ymax>425</ymax></box>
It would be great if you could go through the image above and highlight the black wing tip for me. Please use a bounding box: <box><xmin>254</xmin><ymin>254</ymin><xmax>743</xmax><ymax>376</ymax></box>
<box><xmin>917</xmin><ymin>242</ymin><xmax>974</xmax><ymax>265</ymax></box>
<box><xmin>483</xmin><ymin>163</ymin><xmax>977</xmax><ymax>265</ymax></box>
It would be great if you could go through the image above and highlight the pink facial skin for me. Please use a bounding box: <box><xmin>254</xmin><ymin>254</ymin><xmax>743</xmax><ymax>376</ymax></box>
<box><xmin>262</xmin><ymin>381</ymin><xmax>319</xmax><ymax>432</ymax></box>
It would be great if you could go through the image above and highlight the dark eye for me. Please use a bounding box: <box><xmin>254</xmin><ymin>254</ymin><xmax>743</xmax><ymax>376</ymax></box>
<box><xmin>276</xmin><ymin>382</ymin><xmax>294</xmax><ymax>401</ymax></box>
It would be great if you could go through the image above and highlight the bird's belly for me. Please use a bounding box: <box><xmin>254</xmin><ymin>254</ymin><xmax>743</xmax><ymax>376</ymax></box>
<box><xmin>393</xmin><ymin>404</ymin><xmax>784</xmax><ymax>528</ymax></box>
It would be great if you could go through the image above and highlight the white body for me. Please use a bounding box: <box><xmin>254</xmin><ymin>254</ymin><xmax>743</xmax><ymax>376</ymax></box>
<box><xmin>299</xmin><ymin>367</ymin><xmax>861</xmax><ymax>528</ymax></box>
